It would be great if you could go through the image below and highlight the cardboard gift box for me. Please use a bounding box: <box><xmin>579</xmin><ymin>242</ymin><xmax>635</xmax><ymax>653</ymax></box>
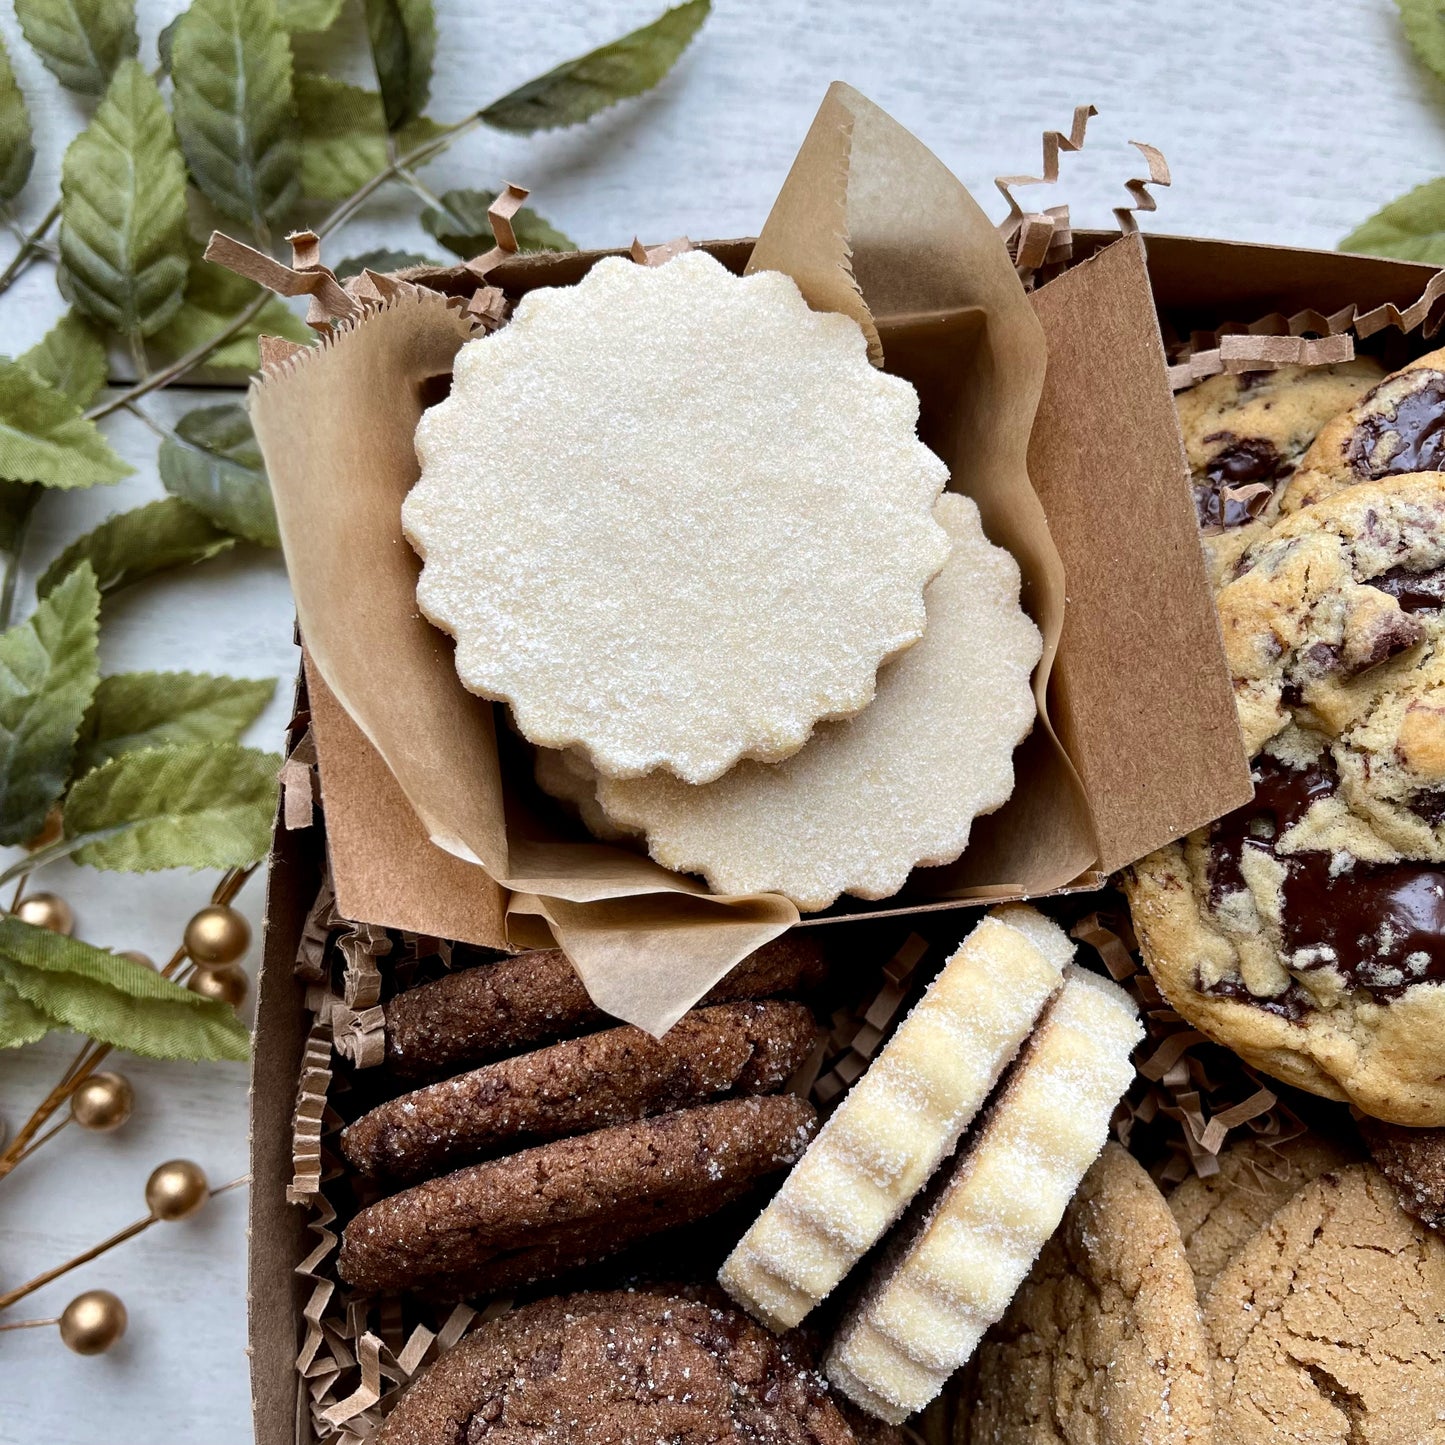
<box><xmin>242</xmin><ymin>83</ymin><xmax>1445</xmax><ymax>1442</ymax></box>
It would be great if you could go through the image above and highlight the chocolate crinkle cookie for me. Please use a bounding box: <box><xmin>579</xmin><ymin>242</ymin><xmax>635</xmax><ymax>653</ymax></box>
<box><xmin>374</xmin><ymin>1290</ymin><xmax>873</xmax><ymax>1445</ymax></box>
<box><xmin>1359</xmin><ymin>1116</ymin><xmax>1445</xmax><ymax>1230</ymax></box>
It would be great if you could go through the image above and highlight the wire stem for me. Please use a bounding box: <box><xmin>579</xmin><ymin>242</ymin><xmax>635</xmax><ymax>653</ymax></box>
<box><xmin>0</xmin><ymin>200</ymin><xmax>60</xmax><ymax>298</ymax></box>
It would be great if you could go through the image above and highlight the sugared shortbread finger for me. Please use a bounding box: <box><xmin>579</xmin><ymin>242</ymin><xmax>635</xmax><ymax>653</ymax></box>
<box><xmin>825</xmin><ymin>967</ymin><xmax>1142</xmax><ymax>1424</ymax></box>
<box><xmin>718</xmin><ymin>906</ymin><xmax>1069</xmax><ymax>1331</ymax></box>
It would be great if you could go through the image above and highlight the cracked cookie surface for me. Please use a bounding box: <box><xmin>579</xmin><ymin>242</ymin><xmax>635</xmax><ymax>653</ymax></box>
<box><xmin>959</xmin><ymin>1143</ymin><xmax>1213</xmax><ymax>1445</ymax></box>
<box><xmin>1205</xmin><ymin>1163</ymin><xmax>1445</xmax><ymax>1444</ymax></box>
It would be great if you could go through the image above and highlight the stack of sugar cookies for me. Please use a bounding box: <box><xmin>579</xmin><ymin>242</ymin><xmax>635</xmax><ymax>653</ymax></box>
<box><xmin>403</xmin><ymin>248</ymin><xmax>1042</xmax><ymax>911</ymax></box>
<box><xmin>717</xmin><ymin>904</ymin><xmax>1143</xmax><ymax>1423</ymax></box>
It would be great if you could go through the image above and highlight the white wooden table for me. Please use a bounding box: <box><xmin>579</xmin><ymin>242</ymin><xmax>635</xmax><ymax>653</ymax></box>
<box><xmin>2</xmin><ymin>1</ymin><xmax>1442</xmax><ymax>1439</ymax></box>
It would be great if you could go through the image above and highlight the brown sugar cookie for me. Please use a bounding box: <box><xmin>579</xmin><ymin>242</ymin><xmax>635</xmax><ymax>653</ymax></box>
<box><xmin>339</xmin><ymin>1094</ymin><xmax>817</xmax><ymax>1298</ymax></box>
<box><xmin>958</xmin><ymin>1144</ymin><xmax>1213</xmax><ymax>1445</ymax></box>
<box><xmin>1205</xmin><ymin>1162</ymin><xmax>1445</xmax><ymax>1444</ymax></box>
<box><xmin>1166</xmin><ymin>1132</ymin><xmax>1359</xmax><ymax>1298</ymax></box>
<box><xmin>384</xmin><ymin>934</ymin><xmax>827</xmax><ymax>1080</ymax></box>
<box><xmin>374</xmin><ymin>1290</ymin><xmax>861</xmax><ymax>1445</ymax></box>
<box><xmin>1359</xmin><ymin>1116</ymin><xmax>1445</xmax><ymax>1231</ymax></box>
<box><xmin>341</xmin><ymin>999</ymin><xmax>818</xmax><ymax>1183</ymax></box>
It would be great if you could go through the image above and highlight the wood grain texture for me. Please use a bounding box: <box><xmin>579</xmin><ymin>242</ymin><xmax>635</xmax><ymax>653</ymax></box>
<box><xmin>1</xmin><ymin>0</ymin><xmax>1443</xmax><ymax>1440</ymax></box>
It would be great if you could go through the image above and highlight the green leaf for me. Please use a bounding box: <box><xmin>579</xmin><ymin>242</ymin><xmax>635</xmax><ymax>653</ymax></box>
<box><xmin>59</xmin><ymin>59</ymin><xmax>190</xmax><ymax>337</ymax></box>
<box><xmin>0</xmin><ymin>35</ymin><xmax>35</xmax><ymax>203</ymax></box>
<box><xmin>333</xmin><ymin>246</ymin><xmax>439</xmax><ymax>280</ymax></box>
<box><xmin>37</xmin><ymin>497</ymin><xmax>234</xmax><ymax>599</ymax></box>
<box><xmin>158</xmin><ymin>403</ymin><xmax>279</xmax><ymax>546</ymax></box>
<box><xmin>0</xmin><ymin>919</ymin><xmax>248</xmax><ymax>1060</ymax></box>
<box><xmin>172</xmin><ymin>0</ymin><xmax>299</xmax><ymax>233</ymax></box>
<box><xmin>63</xmin><ymin>740</ymin><xmax>279</xmax><ymax>873</ymax></box>
<box><xmin>1341</xmin><ymin>177</ymin><xmax>1445</xmax><ymax>265</ymax></box>
<box><xmin>420</xmin><ymin>188</ymin><xmax>575</xmax><ymax>260</ymax></box>
<box><xmin>0</xmin><ymin>483</ymin><xmax>39</xmax><ymax>554</ymax></box>
<box><xmin>157</xmin><ymin>12</ymin><xmax>181</xmax><ymax>72</ymax></box>
<box><xmin>480</xmin><ymin>0</ymin><xmax>708</xmax><ymax>135</ymax></box>
<box><xmin>276</xmin><ymin>0</ymin><xmax>344</xmax><ymax>30</ymax></box>
<box><xmin>0</xmin><ymin>564</ymin><xmax>100</xmax><ymax>846</ymax></box>
<box><xmin>0</xmin><ymin>359</ymin><xmax>131</xmax><ymax>488</ymax></box>
<box><xmin>0</xmin><ymin>974</ymin><xmax>58</xmax><ymax>1047</ymax></box>
<box><xmin>20</xmin><ymin>312</ymin><xmax>109</xmax><ymax>408</ymax></box>
<box><xmin>149</xmin><ymin>252</ymin><xmax>311</xmax><ymax>376</ymax></box>
<box><xmin>14</xmin><ymin>0</ymin><xmax>138</xmax><ymax>96</ymax></box>
<box><xmin>363</xmin><ymin>0</ymin><xmax>434</xmax><ymax>131</ymax></box>
<box><xmin>294</xmin><ymin>71</ymin><xmax>442</xmax><ymax>201</ymax></box>
<box><xmin>1399</xmin><ymin>0</ymin><xmax>1445</xmax><ymax>84</ymax></box>
<box><xmin>77</xmin><ymin>669</ymin><xmax>274</xmax><ymax>772</ymax></box>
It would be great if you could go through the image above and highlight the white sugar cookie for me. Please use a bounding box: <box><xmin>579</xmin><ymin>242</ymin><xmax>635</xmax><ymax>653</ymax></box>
<box><xmin>404</xmin><ymin>249</ymin><xmax>953</xmax><ymax>785</ymax></box>
<box><xmin>533</xmin><ymin>745</ymin><xmax>636</xmax><ymax>844</ymax></box>
<box><xmin>593</xmin><ymin>493</ymin><xmax>1041</xmax><ymax>910</ymax></box>
<box><xmin>719</xmin><ymin>906</ymin><xmax>1068</xmax><ymax>1332</ymax></box>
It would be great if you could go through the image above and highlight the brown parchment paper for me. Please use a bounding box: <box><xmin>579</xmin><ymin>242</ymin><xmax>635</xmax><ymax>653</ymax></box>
<box><xmin>249</xmin><ymin>83</ymin><xmax>1081</xmax><ymax>1036</ymax></box>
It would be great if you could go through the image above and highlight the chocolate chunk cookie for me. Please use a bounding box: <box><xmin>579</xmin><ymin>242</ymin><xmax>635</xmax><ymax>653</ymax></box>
<box><xmin>1359</xmin><ymin>1116</ymin><xmax>1445</xmax><ymax>1230</ymax></box>
<box><xmin>1282</xmin><ymin>345</ymin><xmax>1445</xmax><ymax>514</ymax></box>
<box><xmin>339</xmin><ymin>1094</ymin><xmax>817</xmax><ymax>1298</ymax></box>
<box><xmin>1165</xmin><ymin>1133</ymin><xmax>1358</xmax><ymax>1297</ymax></box>
<box><xmin>1205</xmin><ymin>1164</ymin><xmax>1445</xmax><ymax>1444</ymax></box>
<box><xmin>1176</xmin><ymin>361</ymin><xmax>1384</xmax><ymax>585</ymax></box>
<box><xmin>375</xmin><ymin>1290</ymin><xmax>860</xmax><ymax>1445</ymax></box>
<box><xmin>959</xmin><ymin>1144</ymin><xmax>1214</xmax><ymax>1445</ymax></box>
<box><xmin>384</xmin><ymin>934</ymin><xmax>827</xmax><ymax>1080</ymax></box>
<box><xmin>342</xmin><ymin>999</ymin><xmax>818</xmax><ymax>1183</ymax></box>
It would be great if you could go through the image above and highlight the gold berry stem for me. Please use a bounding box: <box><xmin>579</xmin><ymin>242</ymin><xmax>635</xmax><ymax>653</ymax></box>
<box><xmin>0</xmin><ymin>1316</ymin><xmax>60</xmax><ymax>1332</ymax></box>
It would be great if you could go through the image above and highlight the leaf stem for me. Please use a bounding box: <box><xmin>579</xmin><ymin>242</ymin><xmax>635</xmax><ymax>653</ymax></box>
<box><xmin>0</xmin><ymin>494</ymin><xmax>38</xmax><ymax>632</ymax></box>
<box><xmin>0</xmin><ymin>200</ymin><xmax>61</xmax><ymax>299</ymax></box>
<box><xmin>394</xmin><ymin>166</ymin><xmax>464</xmax><ymax>230</ymax></box>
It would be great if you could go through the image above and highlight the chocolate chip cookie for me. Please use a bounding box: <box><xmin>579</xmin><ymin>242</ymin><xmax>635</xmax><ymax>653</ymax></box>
<box><xmin>1176</xmin><ymin>361</ymin><xmax>1384</xmax><ymax>584</ymax></box>
<box><xmin>375</xmin><ymin>1290</ymin><xmax>861</xmax><ymax>1444</ymax></box>
<box><xmin>338</xmin><ymin>1094</ymin><xmax>817</xmax><ymax>1298</ymax></box>
<box><xmin>1359</xmin><ymin>1116</ymin><xmax>1445</xmax><ymax>1230</ymax></box>
<box><xmin>384</xmin><ymin>935</ymin><xmax>827</xmax><ymax>1080</ymax></box>
<box><xmin>1205</xmin><ymin>1163</ymin><xmax>1445</xmax><ymax>1444</ymax></box>
<box><xmin>959</xmin><ymin>1144</ymin><xmax>1214</xmax><ymax>1445</ymax></box>
<box><xmin>342</xmin><ymin>999</ymin><xmax>818</xmax><ymax>1183</ymax></box>
<box><xmin>1282</xmin><ymin>345</ymin><xmax>1445</xmax><ymax>514</ymax></box>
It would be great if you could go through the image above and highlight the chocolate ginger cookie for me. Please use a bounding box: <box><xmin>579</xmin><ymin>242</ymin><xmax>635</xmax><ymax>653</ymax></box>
<box><xmin>342</xmin><ymin>999</ymin><xmax>818</xmax><ymax>1183</ymax></box>
<box><xmin>384</xmin><ymin>934</ymin><xmax>827</xmax><ymax>1080</ymax></box>
<box><xmin>959</xmin><ymin>1144</ymin><xmax>1213</xmax><ymax>1445</ymax></box>
<box><xmin>1359</xmin><ymin>1116</ymin><xmax>1445</xmax><ymax>1231</ymax></box>
<box><xmin>1205</xmin><ymin>1163</ymin><xmax>1445</xmax><ymax>1444</ymax></box>
<box><xmin>375</xmin><ymin>1290</ymin><xmax>862</xmax><ymax>1445</ymax></box>
<box><xmin>339</xmin><ymin>1094</ymin><xmax>817</xmax><ymax>1298</ymax></box>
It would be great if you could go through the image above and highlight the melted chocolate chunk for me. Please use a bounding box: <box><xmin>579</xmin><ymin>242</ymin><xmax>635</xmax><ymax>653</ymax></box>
<box><xmin>1412</xmin><ymin>790</ymin><xmax>1445</xmax><ymax>827</ymax></box>
<box><xmin>1346</xmin><ymin>374</ymin><xmax>1445</xmax><ymax>476</ymax></box>
<box><xmin>1205</xmin><ymin>754</ymin><xmax>1445</xmax><ymax>1003</ymax></box>
<box><xmin>1196</xmin><ymin>434</ymin><xmax>1287</xmax><ymax>529</ymax></box>
<box><xmin>1368</xmin><ymin>564</ymin><xmax>1445</xmax><ymax>613</ymax></box>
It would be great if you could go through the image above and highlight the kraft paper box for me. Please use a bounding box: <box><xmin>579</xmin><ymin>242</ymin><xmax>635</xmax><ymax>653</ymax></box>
<box><xmin>241</xmin><ymin>84</ymin><xmax>1444</xmax><ymax>1441</ymax></box>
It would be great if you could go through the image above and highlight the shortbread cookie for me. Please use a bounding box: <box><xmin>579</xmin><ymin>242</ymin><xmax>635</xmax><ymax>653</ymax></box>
<box><xmin>384</xmin><ymin>935</ymin><xmax>827</xmax><ymax>1079</ymax></box>
<box><xmin>1282</xmin><ymin>346</ymin><xmax>1445</xmax><ymax>513</ymax></box>
<box><xmin>594</xmin><ymin>493</ymin><xmax>1040</xmax><ymax>910</ymax></box>
<box><xmin>959</xmin><ymin>1144</ymin><xmax>1213</xmax><ymax>1445</ymax></box>
<box><xmin>719</xmin><ymin>907</ymin><xmax>1069</xmax><ymax>1330</ymax></box>
<box><xmin>405</xmin><ymin>248</ymin><xmax>952</xmax><ymax>784</ymax></box>
<box><xmin>1165</xmin><ymin>1132</ymin><xmax>1357</xmax><ymax>1297</ymax></box>
<box><xmin>342</xmin><ymin>999</ymin><xmax>817</xmax><ymax>1183</ymax></box>
<box><xmin>533</xmin><ymin>744</ymin><xmax>635</xmax><ymax>843</ymax></box>
<box><xmin>826</xmin><ymin>968</ymin><xmax>1142</xmax><ymax>1423</ymax></box>
<box><xmin>1176</xmin><ymin>361</ymin><xmax>1384</xmax><ymax>586</ymax></box>
<box><xmin>339</xmin><ymin>1094</ymin><xmax>816</xmax><ymax>1297</ymax></box>
<box><xmin>1359</xmin><ymin>1116</ymin><xmax>1445</xmax><ymax>1230</ymax></box>
<box><xmin>1215</xmin><ymin>473</ymin><xmax>1445</xmax><ymax>756</ymax></box>
<box><xmin>1205</xmin><ymin>1163</ymin><xmax>1445</xmax><ymax>1444</ymax></box>
<box><xmin>1125</xmin><ymin>749</ymin><xmax>1445</xmax><ymax>1125</ymax></box>
<box><xmin>375</xmin><ymin>1291</ymin><xmax>859</xmax><ymax>1445</ymax></box>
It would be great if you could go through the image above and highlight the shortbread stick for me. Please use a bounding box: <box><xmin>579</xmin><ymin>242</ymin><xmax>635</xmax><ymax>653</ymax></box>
<box><xmin>718</xmin><ymin>906</ymin><xmax>1069</xmax><ymax>1331</ymax></box>
<box><xmin>826</xmin><ymin>967</ymin><xmax>1142</xmax><ymax>1424</ymax></box>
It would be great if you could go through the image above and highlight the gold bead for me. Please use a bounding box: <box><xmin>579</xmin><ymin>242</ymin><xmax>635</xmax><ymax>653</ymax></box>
<box><xmin>183</xmin><ymin>905</ymin><xmax>250</xmax><ymax>968</ymax></box>
<box><xmin>119</xmin><ymin>950</ymin><xmax>155</xmax><ymax>970</ymax></box>
<box><xmin>59</xmin><ymin>1290</ymin><xmax>127</xmax><ymax>1355</ymax></box>
<box><xmin>145</xmin><ymin>1159</ymin><xmax>209</xmax><ymax>1221</ymax></box>
<box><xmin>70</xmin><ymin>1071</ymin><xmax>134</xmax><ymax>1132</ymax></box>
<box><xmin>187</xmin><ymin>964</ymin><xmax>248</xmax><ymax>1009</ymax></box>
<box><xmin>26</xmin><ymin>804</ymin><xmax>63</xmax><ymax>851</ymax></box>
<box><xmin>14</xmin><ymin>891</ymin><xmax>73</xmax><ymax>935</ymax></box>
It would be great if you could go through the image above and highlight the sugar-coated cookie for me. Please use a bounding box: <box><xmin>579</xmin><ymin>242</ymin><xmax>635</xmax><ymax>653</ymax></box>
<box><xmin>405</xmin><ymin>248</ymin><xmax>952</xmax><ymax>785</ymax></box>
<box><xmin>1359</xmin><ymin>1116</ymin><xmax>1445</xmax><ymax>1231</ymax></box>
